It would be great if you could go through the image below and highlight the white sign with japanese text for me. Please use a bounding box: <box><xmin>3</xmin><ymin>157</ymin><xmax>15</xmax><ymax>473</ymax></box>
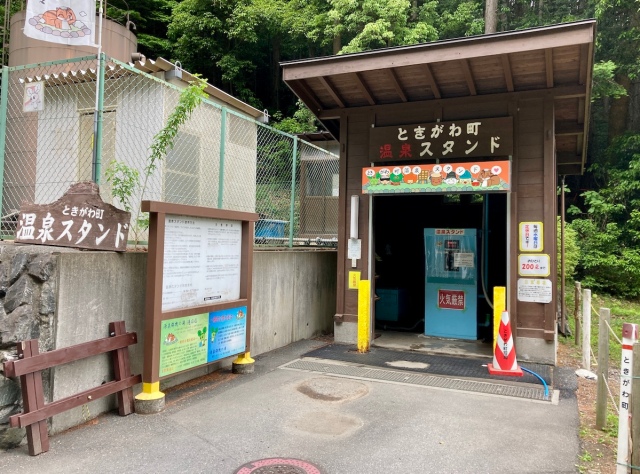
<box><xmin>517</xmin><ymin>278</ymin><xmax>552</xmax><ymax>303</ymax></box>
<box><xmin>162</xmin><ymin>215</ymin><xmax>242</xmax><ymax>312</ymax></box>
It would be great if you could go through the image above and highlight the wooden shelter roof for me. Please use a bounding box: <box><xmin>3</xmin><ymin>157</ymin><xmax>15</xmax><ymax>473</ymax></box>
<box><xmin>282</xmin><ymin>20</ymin><xmax>596</xmax><ymax>175</ymax></box>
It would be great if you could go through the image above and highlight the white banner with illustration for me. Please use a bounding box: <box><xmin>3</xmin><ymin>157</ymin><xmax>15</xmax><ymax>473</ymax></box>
<box><xmin>25</xmin><ymin>0</ymin><xmax>95</xmax><ymax>46</ymax></box>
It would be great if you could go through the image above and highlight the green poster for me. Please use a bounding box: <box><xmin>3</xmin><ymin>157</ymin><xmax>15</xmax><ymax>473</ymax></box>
<box><xmin>159</xmin><ymin>313</ymin><xmax>209</xmax><ymax>377</ymax></box>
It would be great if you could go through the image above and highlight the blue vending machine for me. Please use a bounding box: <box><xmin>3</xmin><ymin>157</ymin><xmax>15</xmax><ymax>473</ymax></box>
<box><xmin>424</xmin><ymin>228</ymin><xmax>477</xmax><ymax>340</ymax></box>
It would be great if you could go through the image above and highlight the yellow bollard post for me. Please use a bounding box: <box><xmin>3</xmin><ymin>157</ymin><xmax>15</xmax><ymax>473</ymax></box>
<box><xmin>232</xmin><ymin>352</ymin><xmax>255</xmax><ymax>374</ymax></box>
<box><xmin>493</xmin><ymin>286</ymin><xmax>506</xmax><ymax>351</ymax></box>
<box><xmin>134</xmin><ymin>382</ymin><xmax>165</xmax><ymax>414</ymax></box>
<box><xmin>358</xmin><ymin>279</ymin><xmax>370</xmax><ymax>353</ymax></box>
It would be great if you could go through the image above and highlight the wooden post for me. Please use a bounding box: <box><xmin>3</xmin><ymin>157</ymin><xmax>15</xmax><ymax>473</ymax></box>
<box><xmin>582</xmin><ymin>288</ymin><xmax>591</xmax><ymax>370</ymax></box>
<box><xmin>574</xmin><ymin>281</ymin><xmax>582</xmax><ymax>345</ymax></box>
<box><xmin>595</xmin><ymin>308</ymin><xmax>610</xmax><ymax>430</ymax></box>
<box><xmin>632</xmin><ymin>343</ymin><xmax>640</xmax><ymax>472</ymax></box>
<box><xmin>109</xmin><ymin>321</ymin><xmax>134</xmax><ymax>416</ymax></box>
<box><xmin>17</xmin><ymin>340</ymin><xmax>49</xmax><ymax>456</ymax></box>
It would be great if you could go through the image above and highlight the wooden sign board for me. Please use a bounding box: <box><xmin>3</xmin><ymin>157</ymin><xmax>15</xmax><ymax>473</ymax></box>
<box><xmin>369</xmin><ymin>117</ymin><xmax>513</xmax><ymax>162</ymax></box>
<box><xmin>142</xmin><ymin>201</ymin><xmax>258</xmax><ymax>382</ymax></box>
<box><xmin>15</xmin><ymin>182</ymin><xmax>131</xmax><ymax>252</ymax></box>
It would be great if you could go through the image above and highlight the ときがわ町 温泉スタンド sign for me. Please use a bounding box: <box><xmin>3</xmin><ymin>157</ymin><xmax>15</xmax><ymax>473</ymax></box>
<box><xmin>369</xmin><ymin>117</ymin><xmax>513</xmax><ymax>163</ymax></box>
<box><xmin>15</xmin><ymin>182</ymin><xmax>130</xmax><ymax>252</ymax></box>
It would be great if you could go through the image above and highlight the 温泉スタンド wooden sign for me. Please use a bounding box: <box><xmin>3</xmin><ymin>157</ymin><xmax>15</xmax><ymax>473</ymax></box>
<box><xmin>14</xmin><ymin>182</ymin><xmax>131</xmax><ymax>252</ymax></box>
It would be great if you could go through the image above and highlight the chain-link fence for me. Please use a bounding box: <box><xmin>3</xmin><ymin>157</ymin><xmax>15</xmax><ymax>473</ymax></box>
<box><xmin>0</xmin><ymin>54</ymin><xmax>339</xmax><ymax>247</ymax></box>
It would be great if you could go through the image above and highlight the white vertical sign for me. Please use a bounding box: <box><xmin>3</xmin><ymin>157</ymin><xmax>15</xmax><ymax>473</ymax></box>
<box><xmin>617</xmin><ymin>323</ymin><xmax>639</xmax><ymax>474</ymax></box>
<box><xmin>519</xmin><ymin>222</ymin><xmax>543</xmax><ymax>252</ymax></box>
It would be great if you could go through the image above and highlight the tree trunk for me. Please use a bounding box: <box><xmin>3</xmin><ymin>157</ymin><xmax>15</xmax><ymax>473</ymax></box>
<box><xmin>411</xmin><ymin>0</ymin><xmax>418</xmax><ymax>22</ymax></box>
<box><xmin>608</xmin><ymin>74</ymin><xmax>631</xmax><ymax>142</ymax></box>
<box><xmin>333</xmin><ymin>18</ymin><xmax>341</xmax><ymax>54</ymax></box>
<box><xmin>485</xmin><ymin>0</ymin><xmax>498</xmax><ymax>34</ymax></box>
<box><xmin>272</xmin><ymin>36</ymin><xmax>281</xmax><ymax>110</ymax></box>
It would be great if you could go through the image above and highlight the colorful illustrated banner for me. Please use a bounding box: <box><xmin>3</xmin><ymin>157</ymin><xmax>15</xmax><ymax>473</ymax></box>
<box><xmin>158</xmin><ymin>306</ymin><xmax>247</xmax><ymax>378</ymax></box>
<box><xmin>362</xmin><ymin>160</ymin><xmax>511</xmax><ymax>194</ymax></box>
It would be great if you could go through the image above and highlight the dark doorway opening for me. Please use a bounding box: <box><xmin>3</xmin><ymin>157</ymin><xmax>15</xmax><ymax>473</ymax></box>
<box><xmin>372</xmin><ymin>193</ymin><xmax>507</xmax><ymax>341</ymax></box>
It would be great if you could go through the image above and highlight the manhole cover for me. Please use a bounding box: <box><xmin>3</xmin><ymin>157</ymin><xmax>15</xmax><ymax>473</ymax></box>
<box><xmin>234</xmin><ymin>458</ymin><xmax>324</xmax><ymax>474</ymax></box>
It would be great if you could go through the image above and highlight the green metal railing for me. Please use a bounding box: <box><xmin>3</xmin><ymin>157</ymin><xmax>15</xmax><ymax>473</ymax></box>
<box><xmin>0</xmin><ymin>54</ymin><xmax>339</xmax><ymax>247</ymax></box>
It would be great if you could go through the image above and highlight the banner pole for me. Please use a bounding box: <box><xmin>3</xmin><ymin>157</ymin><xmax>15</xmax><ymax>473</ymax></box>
<box><xmin>91</xmin><ymin>0</ymin><xmax>105</xmax><ymax>183</ymax></box>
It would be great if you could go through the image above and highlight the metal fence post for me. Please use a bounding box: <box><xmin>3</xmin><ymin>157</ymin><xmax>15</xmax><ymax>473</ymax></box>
<box><xmin>0</xmin><ymin>66</ymin><xmax>9</xmax><ymax>218</ymax></box>
<box><xmin>574</xmin><ymin>281</ymin><xmax>582</xmax><ymax>345</ymax></box>
<box><xmin>595</xmin><ymin>307</ymin><xmax>610</xmax><ymax>430</ymax></box>
<box><xmin>582</xmin><ymin>288</ymin><xmax>591</xmax><ymax>370</ymax></box>
<box><xmin>289</xmin><ymin>136</ymin><xmax>298</xmax><ymax>248</ymax></box>
<box><xmin>92</xmin><ymin>52</ymin><xmax>106</xmax><ymax>184</ymax></box>
<box><xmin>218</xmin><ymin>107</ymin><xmax>227</xmax><ymax>208</ymax></box>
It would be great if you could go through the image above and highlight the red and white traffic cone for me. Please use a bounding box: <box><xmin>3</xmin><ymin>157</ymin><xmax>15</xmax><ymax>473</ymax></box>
<box><xmin>488</xmin><ymin>311</ymin><xmax>523</xmax><ymax>376</ymax></box>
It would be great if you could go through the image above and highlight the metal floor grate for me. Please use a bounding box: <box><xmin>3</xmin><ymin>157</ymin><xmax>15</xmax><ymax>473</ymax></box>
<box><xmin>281</xmin><ymin>359</ymin><xmax>551</xmax><ymax>402</ymax></box>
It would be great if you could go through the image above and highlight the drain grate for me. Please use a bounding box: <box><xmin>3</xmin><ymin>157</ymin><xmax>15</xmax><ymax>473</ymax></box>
<box><xmin>281</xmin><ymin>359</ymin><xmax>549</xmax><ymax>401</ymax></box>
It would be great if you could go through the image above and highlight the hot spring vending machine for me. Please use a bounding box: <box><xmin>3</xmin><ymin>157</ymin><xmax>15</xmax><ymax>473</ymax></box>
<box><xmin>424</xmin><ymin>228</ymin><xmax>477</xmax><ymax>340</ymax></box>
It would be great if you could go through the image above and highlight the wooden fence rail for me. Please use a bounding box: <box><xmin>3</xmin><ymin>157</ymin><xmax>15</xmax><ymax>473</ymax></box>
<box><xmin>2</xmin><ymin>321</ymin><xmax>141</xmax><ymax>456</ymax></box>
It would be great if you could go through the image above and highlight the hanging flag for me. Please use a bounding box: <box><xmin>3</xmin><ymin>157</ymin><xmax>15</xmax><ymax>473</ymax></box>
<box><xmin>24</xmin><ymin>0</ymin><xmax>96</xmax><ymax>46</ymax></box>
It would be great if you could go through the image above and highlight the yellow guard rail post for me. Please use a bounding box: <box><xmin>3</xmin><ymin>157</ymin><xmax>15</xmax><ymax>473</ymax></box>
<box><xmin>358</xmin><ymin>279</ymin><xmax>370</xmax><ymax>353</ymax></box>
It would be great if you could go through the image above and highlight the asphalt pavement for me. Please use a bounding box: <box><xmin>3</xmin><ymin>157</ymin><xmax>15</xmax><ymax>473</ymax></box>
<box><xmin>0</xmin><ymin>339</ymin><xmax>580</xmax><ymax>474</ymax></box>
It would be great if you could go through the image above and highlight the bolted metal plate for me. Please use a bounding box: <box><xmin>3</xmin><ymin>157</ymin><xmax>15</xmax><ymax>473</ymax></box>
<box><xmin>282</xmin><ymin>359</ymin><xmax>549</xmax><ymax>401</ymax></box>
<box><xmin>235</xmin><ymin>458</ymin><xmax>324</xmax><ymax>474</ymax></box>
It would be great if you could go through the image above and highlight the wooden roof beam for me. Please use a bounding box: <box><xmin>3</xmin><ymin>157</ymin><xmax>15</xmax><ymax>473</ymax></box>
<box><xmin>318</xmin><ymin>76</ymin><xmax>345</xmax><ymax>108</ymax></box>
<box><xmin>501</xmin><ymin>54</ymin><xmax>514</xmax><ymax>92</ymax></box>
<box><xmin>386</xmin><ymin>68</ymin><xmax>408</xmax><ymax>102</ymax></box>
<box><xmin>352</xmin><ymin>72</ymin><xmax>376</xmax><ymax>105</ymax></box>
<box><xmin>290</xmin><ymin>80</ymin><xmax>324</xmax><ymax>113</ymax></box>
<box><xmin>555</xmin><ymin>122</ymin><xmax>584</xmax><ymax>136</ymax></box>
<box><xmin>461</xmin><ymin>59</ymin><xmax>477</xmax><ymax>95</ymax></box>
<box><xmin>557</xmin><ymin>163</ymin><xmax>582</xmax><ymax>175</ymax></box>
<box><xmin>545</xmin><ymin>49</ymin><xmax>554</xmax><ymax>88</ymax></box>
<box><xmin>557</xmin><ymin>152</ymin><xmax>582</xmax><ymax>165</ymax></box>
<box><xmin>424</xmin><ymin>64</ymin><xmax>441</xmax><ymax>99</ymax></box>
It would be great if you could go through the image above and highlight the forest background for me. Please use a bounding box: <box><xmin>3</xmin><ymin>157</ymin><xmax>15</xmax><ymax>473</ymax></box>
<box><xmin>4</xmin><ymin>0</ymin><xmax>638</xmax><ymax>298</ymax></box>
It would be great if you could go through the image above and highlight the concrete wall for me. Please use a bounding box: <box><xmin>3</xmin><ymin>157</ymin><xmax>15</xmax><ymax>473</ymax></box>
<box><xmin>0</xmin><ymin>245</ymin><xmax>336</xmax><ymax>446</ymax></box>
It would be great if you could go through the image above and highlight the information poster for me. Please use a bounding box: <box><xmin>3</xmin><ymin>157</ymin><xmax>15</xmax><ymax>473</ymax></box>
<box><xmin>162</xmin><ymin>215</ymin><xmax>242</xmax><ymax>312</ymax></box>
<box><xmin>159</xmin><ymin>313</ymin><xmax>209</xmax><ymax>377</ymax></box>
<box><xmin>517</xmin><ymin>279</ymin><xmax>552</xmax><ymax>303</ymax></box>
<box><xmin>208</xmin><ymin>306</ymin><xmax>247</xmax><ymax>363</ymax></box>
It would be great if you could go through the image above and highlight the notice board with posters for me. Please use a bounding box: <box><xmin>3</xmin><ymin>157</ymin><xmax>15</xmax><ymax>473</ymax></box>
<box><xmin>142</xmin><ymin>201</ymin><xmax>258</xmax><ymax>382</ymax></box>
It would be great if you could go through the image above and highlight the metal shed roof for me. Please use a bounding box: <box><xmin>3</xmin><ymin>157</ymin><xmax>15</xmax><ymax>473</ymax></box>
<box><xmin>282</xmin><ymin>20</ymin><xmax>596</xmax><ymax>175</ymax></box>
